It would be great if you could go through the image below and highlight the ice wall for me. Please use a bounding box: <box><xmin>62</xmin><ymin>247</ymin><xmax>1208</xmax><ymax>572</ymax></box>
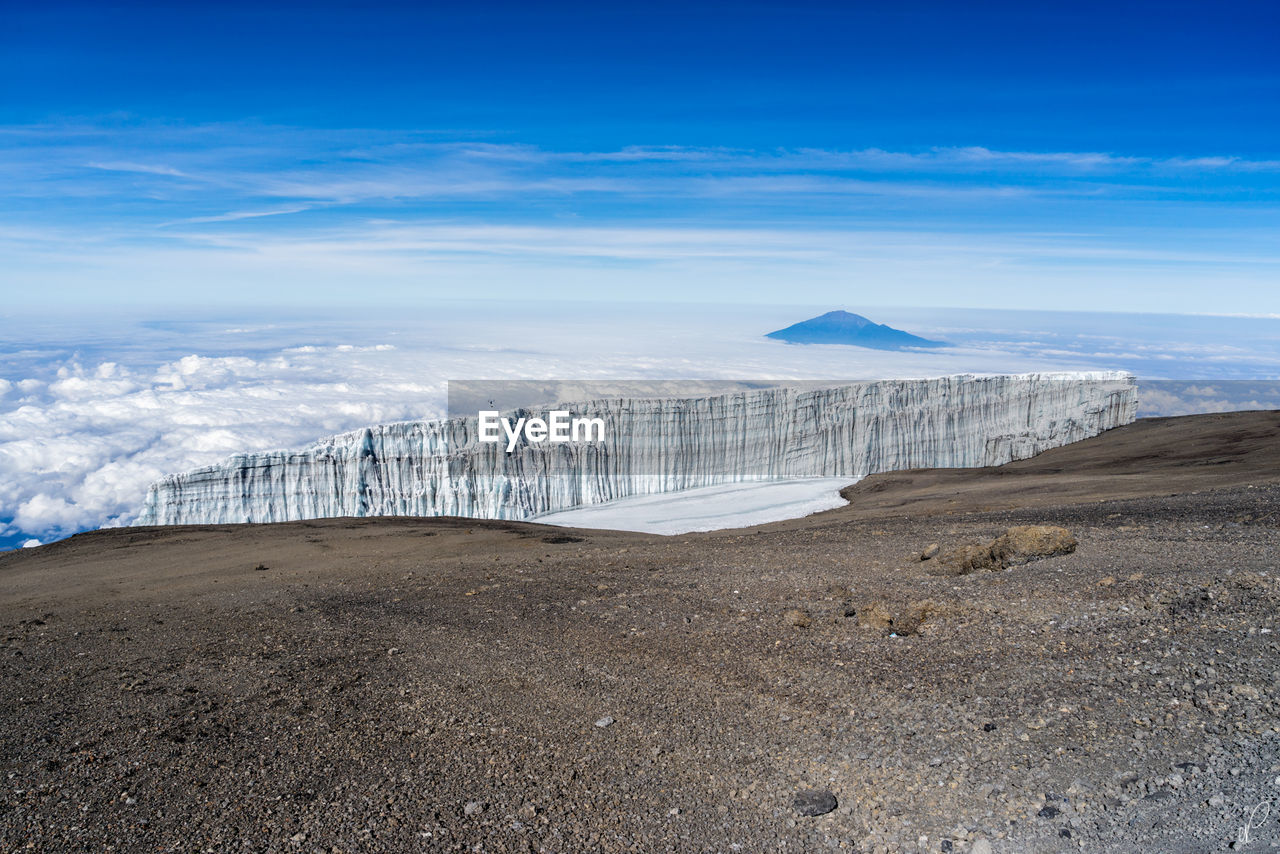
<box><xmin>136</xmin><ymin>372</ymin><xmax>1137</xmax><ymax>526</ymax></box>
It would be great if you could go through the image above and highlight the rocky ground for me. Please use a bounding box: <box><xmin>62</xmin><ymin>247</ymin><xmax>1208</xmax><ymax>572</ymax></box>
<box><xmin>2</xmin><ymin>412</ymin><xmax>1279</xmax><ymax>853</ymax></box>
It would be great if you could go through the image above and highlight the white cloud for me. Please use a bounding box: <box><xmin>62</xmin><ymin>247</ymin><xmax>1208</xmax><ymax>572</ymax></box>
<box><xmin>1158</xmin><ymin>156</ymin><xmax>1280</xmax><ymax>172</ymax></box>
<box><xmin>14</xmin><ymin>493</ymin><xmax>84</xmax><ymax>533</ymax></box>
<box><xmin>49</xmin><ymin>362</ymin><xmax>140</xmax><ymax>399</ymax></box>
<box><xmin>3</xmin><ymin>122</ymin><xmax>1279</xmax><ymax>318</ymax></box>
<box><xmin>6</xmin><ymin>123</ymin><xmax>1280</xmax><ymax>218</ymax></box>
<box><xmin>0</xmin><ymin>344</ymin><xmax>451</xmax><ymax>540</ymax></box>
<box><xmin>1137</xmin><ymin>382</ymin><xmax>1280</xmax><ymax>417</ymax></box>
<box><xmin>87</xmin><ymin>161</ymin><xmax>190</xmax><ymax>177</ymax></box>
<box><xmin>788</xmin><ymin>146</ymin><xmax>1144</xmax><ymax>172</ymax></box>
<box><xmin>0</xmin><ymin>309</ymin><xmax>1096</xmax><ymax>543</ymax></box>
<box><xmin>171</xmin><ymin>206</ymin><xmax>313</xmax><ymax>225</ymax></box>
<box><xmin>2</xmin><ymin>308</ymin><xmax>1277</xmax><ymax>546</ymax></box>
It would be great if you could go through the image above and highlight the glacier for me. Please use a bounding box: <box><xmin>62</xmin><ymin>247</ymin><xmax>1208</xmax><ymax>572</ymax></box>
<box><xmin>136</xmin><ymin>372</ymin><xmax>1137</xmax><ymax>527</ymax></box>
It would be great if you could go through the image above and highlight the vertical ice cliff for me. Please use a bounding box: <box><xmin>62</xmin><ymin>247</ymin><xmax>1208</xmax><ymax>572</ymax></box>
<box><xmin>136</xmin><ymin>372</ymin><xmax>1137</xmax><ymax>526</ymax></box>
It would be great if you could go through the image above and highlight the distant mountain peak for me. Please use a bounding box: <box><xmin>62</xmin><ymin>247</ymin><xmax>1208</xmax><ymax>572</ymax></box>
<box><xmin>810</xmin><ymin>310</ymin><xmax>874</xmax><ymax>327</ymax></box>
<box><xmin>766</xmin><ymin>310</ymin><xmax>945</xmax><ymax>350</ymax></box>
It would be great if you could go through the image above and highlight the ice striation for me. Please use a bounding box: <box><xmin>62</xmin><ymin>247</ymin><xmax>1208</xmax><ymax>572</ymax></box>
<box><xmin>136</xmin><ymin>372</ymin><xmax>1137</xmax><ymax>527</ymax></box>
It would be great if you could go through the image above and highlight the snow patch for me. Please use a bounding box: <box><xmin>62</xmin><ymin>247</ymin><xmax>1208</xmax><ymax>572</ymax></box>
<box><xmin>534</xmin><ymin>477</ymin><xmax>858</xmax><ymax>534</ymax></box>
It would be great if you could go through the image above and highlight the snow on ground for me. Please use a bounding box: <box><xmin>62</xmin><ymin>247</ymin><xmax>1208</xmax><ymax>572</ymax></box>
<box><xmin>533</xmin><ymin>477</ymin><xmax>859</xmax><ymax>535</ymax></box>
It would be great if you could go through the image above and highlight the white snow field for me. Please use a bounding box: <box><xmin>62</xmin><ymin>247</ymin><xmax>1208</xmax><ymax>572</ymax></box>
<box><xmin>533</xmin><ymin>477</ymin><xmax>859</xmax><ymax>535</ymax></box>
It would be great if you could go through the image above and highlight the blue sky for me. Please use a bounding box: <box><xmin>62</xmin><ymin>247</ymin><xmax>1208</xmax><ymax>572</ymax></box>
<box><xmin>3</xmin><ymin>3</ymin><xmax>1279</xmax><ymax>549</ymax></box>
<box><xmin>2</xmin><ymin>1</ymin><xmax>1279</xmax><ymax>311</ymax></box>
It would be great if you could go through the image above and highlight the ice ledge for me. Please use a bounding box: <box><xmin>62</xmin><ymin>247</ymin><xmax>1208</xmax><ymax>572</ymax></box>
<box><xmin>136</xmin><ymin>372</ymin><xmax>1138</xmax><ymax>527</ymax></box>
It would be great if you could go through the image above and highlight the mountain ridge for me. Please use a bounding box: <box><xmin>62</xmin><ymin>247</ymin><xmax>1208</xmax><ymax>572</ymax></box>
<box><xmin>766</xmin><ymin>310</ymin><xmax>946</xmax><ymax>349</ymax></box>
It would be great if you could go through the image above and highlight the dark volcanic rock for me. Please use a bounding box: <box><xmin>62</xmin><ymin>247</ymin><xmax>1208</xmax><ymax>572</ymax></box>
<box><xmin>792</xmin><ymin>788</ymin><xmax>838</xmax><ymax>817</ymax></box>
<box><xmin>2</xmin><ymin>412</ymin><xmax>1279</xmax><ymax>854</ymax></box>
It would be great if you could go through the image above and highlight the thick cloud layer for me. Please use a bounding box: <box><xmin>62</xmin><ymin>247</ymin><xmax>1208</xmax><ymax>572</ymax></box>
<box><xmin>0</xmin><ymin>346</ymin><xmax>441</xmax><ymax>543</ymax></box>
<box><xmin>2</xmin><ymin>304</ymin><xmax>1277</xmax><ymax>549</ymax></box>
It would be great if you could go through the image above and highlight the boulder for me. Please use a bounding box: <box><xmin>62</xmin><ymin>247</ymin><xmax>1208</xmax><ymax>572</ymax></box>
<box><xmin>854</xmin><ymin>601</ymin><xmax>893</xmax><ymax>630</ymax></box>
<box><xmin>992</xmin><ymin>525</ymin><xmax>1078</xmax><ymax>567</ymax></box>
<box><xmin>935</xmin><ymin>525</ymin><xmax>1077</xmax><ymax>575</ymax></box>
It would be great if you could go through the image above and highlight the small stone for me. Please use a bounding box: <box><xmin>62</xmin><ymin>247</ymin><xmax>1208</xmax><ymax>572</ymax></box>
<box><xmin>783</xmin><ymin>609</ymin><xmax>811</xmax><ymax>628</ymax></box>
<box><xmin>792</xmin><ymin>788</ymin><xmax>838</xmax><ymax>817</ymax></box>
<box><xmin>1037</xmin><ymin>805</ymin><xmax>1060</xmax><ymax>818</ymax></box>
<box><xmin>921</xmin><ymin>543</ymin><xmax>940</xmax><ymax>560</ymax></box>
<box><xmin>983</xmin><ymin>722</ymin><xmax>997</xmax><ymax>732</ymax></box>
<box><xmin>518</xmin><ymin>802</ymin><xmax>539</xmax><ymax>820</ymax></box>
<box><xmin>971</xmin><ymin>840</ymin><xmax>994</xmax><ymax>854</ymax></box>
<box><xmin>595</xmin><ymin>716</ymin><xmax>615</xmax><ymax>728</ymax></box>
<box><xmin>463</xmin><ymin>801</ymin><xmax>484</xmax><ymax>817</ymax></box>
<box><xmin>289</xmin><ymin>832</ymin><xmax>307</xmax><ymax>844</ymax></box>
